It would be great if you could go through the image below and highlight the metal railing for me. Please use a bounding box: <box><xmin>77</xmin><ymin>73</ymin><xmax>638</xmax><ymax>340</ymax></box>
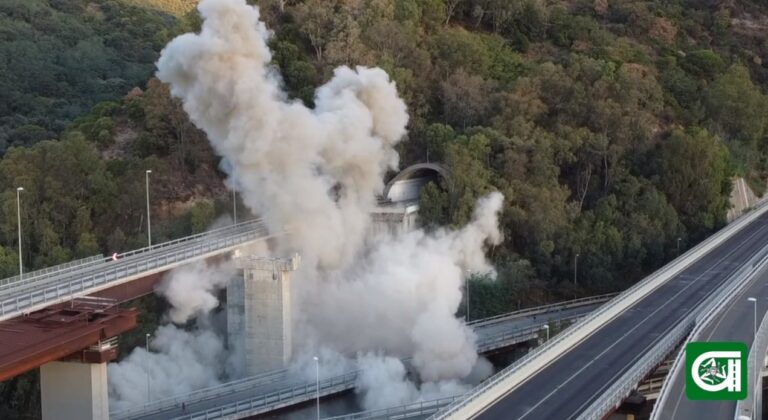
<box><xmin>0</xmin><ymin>254</ymin><xmax>104</xmax><ymax>288</ymax></box>
<box><xmin>477</xmin><ymin>315</ymin><xmax>584</xmax><ymax>353</ymax></box>
<box><xmin>116</xmin><ymin>304</ymin><xmax>597</xmax><ymax>420</ymax></box>
<box><xmin>0</xmin><ymin>220</ymin><xmax>272</xmax><ymax>321</ymax></box>
<box><xmin>467</xmin><ymin>293</ymin><xmax>616</xmax><ymax>328</ymax></box>
<box><xmin>602</xmin><ymin>246</ymin><xmax>768</xmax><ymax>420</ymax></box>
<box><xmin>324</xmin><ymin>396</ymin><xmax>461</xmax><ymax>420</ymax></box>
<box><xmin>111</xmin><ymin>368</ymin><xmax>289</xmax><ymax>419</ymax></box>
<box><xmin>576</xmin><ymin>319</ymin><xmax>695</xmax><ymax>420</ymax></box>
<box><xmin>173</xmin><ymin>371</ymin><xmax>359</xmax><ymax>420</ymax></box>
<box><xmin>431</xmin><ymin>200</ymin><xmax>768</xmax><ymax>419</ymax></box>
<box><xmin>0</xmin><ymin>218</ymin><xmax>262</xmax><ymax>295</ymax></box>
<box><xmin>735</xmin><ymin>308</ymin><xmax>768</xmax><ymax>419</ymax></box>
<box><xmin>120</xmin><ymin>314</ymin><xmax>586</xmax><ymax>420</ymax></box>
<box><xmin>652</xmin><ymin>248</ymin><xmax>768</xmax><ymax>420</ymax></box>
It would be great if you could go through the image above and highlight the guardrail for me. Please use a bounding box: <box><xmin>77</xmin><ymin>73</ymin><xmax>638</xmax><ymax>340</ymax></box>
<box><xmin>431</xmin><ymin>200</ymin><xmax>768</xmax><ymax>419</ymax></box>
<box><xmin>324</xmin><ymin>396</ymin><xmax>460</xmax><ymax>420</ymax></box>
<box><xmin>735</xmin><ymin>309</ymin><xmax>768</xmax><ymax>419</ymax></box>
<box><xmin>477</xmin><ymin>315</ymin><xmax>583</xmax><ymax>353</ymax></box>
<box><xmin>467</xmin><ymin>293</ymin><xmax>616</xmax><ymax>328</ymax></box>
<box><xmin>583</xmin><ymin>247</ymin><xmax>768</xmax><ymax>418</ymax></box>
<box><xmin>116</xmin><ymin>304</ymin><xmax>596</xmax><ymax>420</ymax></box>
<box><xmin>0</xmin><ymin>254</ymin><xmax>104</xmax><ymax>288</ymax></box>
<box><xmin>652</xmin><ymin>247</ymin><xmax>768</xmax><ymax>420</ymax></box>
<box><xmin>0</xmin><ymin>220</ymin><xmax>273</xmax><ymax>321</ymax></box>
<box><xmin>111</xmin><ymin>368</ymin><xmax>289</xmax><ymax>419</ymax></box>
<box><xmin>576</xmin><ymin>318</ymin><xmax>695</xmax><ymax>420</ymax></box>
<box><xmin>122</xmin><ymin>317</ymin><xmax>571</xmax><ymax>419</ymax></box>
<box><xmin>0</xmin><ymin>218</ymin><xmax>262</xmax><ymax>295</ymax></box>
<box><xmin>173</xmin><ymin>371</ymin><xmax>358</xmax><ymax>420</ymax></box>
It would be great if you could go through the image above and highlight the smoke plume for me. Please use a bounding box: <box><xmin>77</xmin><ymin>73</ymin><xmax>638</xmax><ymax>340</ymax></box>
<box><xmin>157</xmin><ymin>0</ymin><xmax>408</xmax><ymax>271</ymax></box>
<box><xmin>156</xmin><ymin>260</ymin><xmax>234</xmax><ymax>324</ymax></box>
<box><xmin>108</xmin><ymin>324</ymin><xmax>225</xmax><ymax>411</ymax></box>
<box><xmin>111</xmin><ymin>0</ymin><xmax>508</xmax><ymax>411</ymax></box>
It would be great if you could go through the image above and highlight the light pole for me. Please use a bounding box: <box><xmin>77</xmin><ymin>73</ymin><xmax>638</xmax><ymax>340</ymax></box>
<box><xmin>232</xmin><ymin>188</ymin><xmax>237</xmax><ymax>225</ymax></box>
<box><xmin>145</xmin><ymin>170</ymin><xmax>152</xmax><ymax>247</ymax></box>
<box><xmin>145</xmin><ymin>333</ymin><xmax>151</xmax><ymax>403</ymax></box>
<box><xmin>313</xmin><ymin>356</ymin><xmax>320</xmax><ymax>420</ymax></box>
<box><xmin>573</xmin><ymin>253</ymin><xmax>580</xmax><ymax>286</ymax></box>
<box><xmin>747</xmin><ymin>297</ymin><xmax>757</xmax><ymax>416</ymax></box>
<box><xmin>232</xmin><ymin>173</ymin><xmax>237</xmax><ymax>225</ymax></box>
<box><xmin>465</xmin><ymin>270</ymin><xmax>471</xmax><ymax>322</ymax></box>
<box><xmin>543</xmin><ymin>324</ymin><xmax>550</xmax><ymax>341</ymax></box>
<box><xmin>677</xmin><ymin>237</ymin><xmax>682</xmax><ymax>256</ymax></box>
<box><xmin>16</xmin><ymin>187</ymin><xmax>23</xmax><ymax>279</ymax></box>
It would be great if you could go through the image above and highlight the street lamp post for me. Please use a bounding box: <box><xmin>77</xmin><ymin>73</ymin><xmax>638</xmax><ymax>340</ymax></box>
<box><xmin>677</xmin><ymin>237</ymin><xmax>682</xmax><ymax>256</ymax></box>
<box><xmin>748</xmin><ymin>297</ymin><xmax>757</xmax><ymax>416</ymax></box>
<box><xmin>233</xmin><ymin>188</ymin><xmax>237</xmax><ymax>225</ymax></box>
<box><xmin>543</xmin><ymin>324</ymin><xmax>550</xmax><ymax>341</ymax></box>
<box><xmin>574</xmin><ymin>253</ymin><xmax>580</xmax><ymax>286</ymax></box>
<box><xmin>16</xmin><ymin>187</ymin><xmax>23</xmax><ymax>279</ymax></box>
<box><xmin>313</xmin><ymin>356</ymin><xmax>320</xmax><ymax>420</ymax></box>
<box><xmin>145</xmin><ymin>333</ymin><xmax>151</xmax><ymax>403</ymax></box>
<box><xmin>466</xmin><ymin>271</ymin><xmax>472</xmax><ymax>322</ymax></box>
<box><xmin>748</xmin><ymin>297</ymin><xmax>757</xmax><ymax>335</ymax></box>
<box><xmin>232</xmin><ymin>173</ymin><xmax>237</xmax><ymax>225</ymax></box>
<box><xmin>145</xmin><ymin>170</ymin><xmax>152</xmax><ymax>247</ymax></box>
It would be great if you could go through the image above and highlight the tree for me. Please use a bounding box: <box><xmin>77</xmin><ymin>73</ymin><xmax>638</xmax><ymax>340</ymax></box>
<box><xmin>293</xmin><ymin>0</ymin><xmax>336</xmax><ymax>61</ymax></box>
<box><xmin>705</xmin><ymin>65</ymin><xmax>768</xmax><ymax>169</ymax></box>
<box><xmin>657</xmin><ymin>128</ymin><xmax>731</xmax><ymax>235</ymax></box>
<box><xmin>440</xmin><ymin>69</ymin><xmax>496</xmax><ymax>128</ymax></box>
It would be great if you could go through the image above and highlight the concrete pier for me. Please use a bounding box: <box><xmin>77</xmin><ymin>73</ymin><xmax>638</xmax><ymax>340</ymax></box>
<box><xmin>228</xmin><ymin>253</ymin><xmax>300</xmax><ymax>375</ymax></box>
<box><xmin>40</xmin><ymin>361</ymin><xmax>109</xmax><ymax>420</ymax></box>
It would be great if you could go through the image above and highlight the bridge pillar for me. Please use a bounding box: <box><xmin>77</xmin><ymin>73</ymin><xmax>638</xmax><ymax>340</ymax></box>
<box><xmin>370</xmin><ymin>203</ymin><xmax>419</xmax><ymax>236</ymax></box>
<box><xmin>228</xmin><ymin>253</ymin><xmax>300</xmax><ymax>375</ymax></box>
<box><xmin>40</xmin><ymin>361</ymin><xmax>109</xmax><ymax>420</ymax></box>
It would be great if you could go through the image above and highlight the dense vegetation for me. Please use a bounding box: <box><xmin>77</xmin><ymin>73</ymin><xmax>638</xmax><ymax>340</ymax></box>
<box><xmin>0</xmin><ymin>0</ymin><xmax>176</xmax><ymax>152</ymax></box>
<box><xmin>2</xmin><ymin>0</ymin><xmax>768</xmax><ymax>314</ymax></box>
<box><xmin>2</xmin><ymin>1</ymin><xmax>768</xmax><ymax>415</ymax></box>
<box><xmin>242</xmin><ymin>0</ymin><xmax>768</xmax><ymax>317</ymax></box>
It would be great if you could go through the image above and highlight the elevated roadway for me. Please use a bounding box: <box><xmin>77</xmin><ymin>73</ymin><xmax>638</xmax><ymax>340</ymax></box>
<box><xmin>0</xmin><ymin>219</ymin><xmax>272</xmax><ymax>322</ymax></box>
<box><xmin>112</xmin><ymin>295</ymin><xmax>613</xmax><ymax>420</ymax></box>
<box><xmin>434</xmin><ymin>205</ymin><xmax>768</xmax><ymax>419</ymax></box>
<box><xmin>653</xmin><ymin>258</ymin><xmax>768</xmax><ymax>419</ymax></box>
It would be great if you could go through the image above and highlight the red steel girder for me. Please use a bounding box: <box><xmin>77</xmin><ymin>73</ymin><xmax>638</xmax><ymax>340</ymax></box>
<box><xmin>0</xmin><ymin>299</ymin><xmax>137</xmax><ymax>381</ymax></box>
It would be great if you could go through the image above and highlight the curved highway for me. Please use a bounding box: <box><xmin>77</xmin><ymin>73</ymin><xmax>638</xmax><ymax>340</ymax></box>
<box><xmin>470</xmin><ymin>213</ymin><xmax>768</xmax><ymax>419</ymax></box>
<box><xmin>113</xmin><ymin>297</ymin><xmax>609</xmax><ymax>420</ymax></box>
<box><xmin>654</xmin><ymin>262</ymin><xmax>768</xmax><ymax>419</ymax></box>
<box><xmin>0</xmin><ymin>219</ymin><xmax>271</xmax><ymax>321</ymax></box>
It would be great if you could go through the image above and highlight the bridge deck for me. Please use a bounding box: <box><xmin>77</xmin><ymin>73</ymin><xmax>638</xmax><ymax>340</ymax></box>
<box><xmin>654</xmin><ymin>260</ymin><xmax>768</xmax><ymax>419</ymax></box>
<box><xmin>0</xmin><ymin>299</ymin><xmax>137</xmax><ymax>381</ymax></box>
<box><xmin>112</xmin><ymin>299</ymin><xmax>608</xmax><ymax>420</ymax></box>
<box><xmin>472</xmin><ymin>213</ymin><xmax>768</xmax><ymax>419</ymax></box>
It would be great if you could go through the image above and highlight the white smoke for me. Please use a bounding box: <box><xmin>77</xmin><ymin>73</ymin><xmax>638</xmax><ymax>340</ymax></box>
<box><xmin>156</xmin><ymin>260</ymin><xmax>234</xmax><ymax>324</ymax></box>
<box><xmin>147</xmin><ymin>0</ymin><xmax>505</xmax><ymax>411</ymax></box>
<box><xmin>157</xmin><ymin>0</ymin><xmax>408</xmax><ymax>271</ymax></box>
<box><xmin>109</xmin><ymin>260</ymin><xmax>234</xmax><ymax>408</ymax></box>
<box><xmin>108</xmin><ymin>325</ymin><xmax>225</xmax><ymax>411</ymax></box>
<box><xmin>354</xmin><ymin>354</ymin><xmax>473</xmax><ymax>411</ymax></box>
<box><xmin>300</xmin><ymin>193</ymin><xmax>504</xmax><ymax>383</ymax></box>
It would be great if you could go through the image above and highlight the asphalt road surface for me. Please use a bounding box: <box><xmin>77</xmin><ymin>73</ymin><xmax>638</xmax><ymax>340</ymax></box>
<box><xmin>127</xmin><ymin>302</ymin><xmax>603</xmax><ymax>420</ymax></box>
<box><xmin>475</xmin><ymin>213</ymin><xmax>768</xmax><ymax>420</ymax></box>
<box><xmin>654</xmin><ymin>260</ymin><xmax>768</xmax><ymax>419</ymax></box>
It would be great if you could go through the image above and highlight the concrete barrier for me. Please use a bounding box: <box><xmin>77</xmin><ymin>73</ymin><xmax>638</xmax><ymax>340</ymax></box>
<box><xmin>434</xmin><ymin>201</ymin><xmax>768</xmax><ymax>419</ymax></box>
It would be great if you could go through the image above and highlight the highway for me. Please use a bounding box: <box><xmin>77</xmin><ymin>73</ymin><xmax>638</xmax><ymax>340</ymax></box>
<box><xmin>469</xmin><ymin>212</ymin><xmax>768</xmax><ymax>419</ymax></box>
<box><xmin>0</xmin><ymin>219</ymin><xmax>271</xmax><ymax>321</ymax></box>
<box><xmin>653</xmin><ymin>260</ymin><xmax>768</xmax><ymax>419</ymax></box>
<box><xmin>112</xmin><ymin>296</ymin><xmax>610</xmax><ymax>420</ymax></box>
